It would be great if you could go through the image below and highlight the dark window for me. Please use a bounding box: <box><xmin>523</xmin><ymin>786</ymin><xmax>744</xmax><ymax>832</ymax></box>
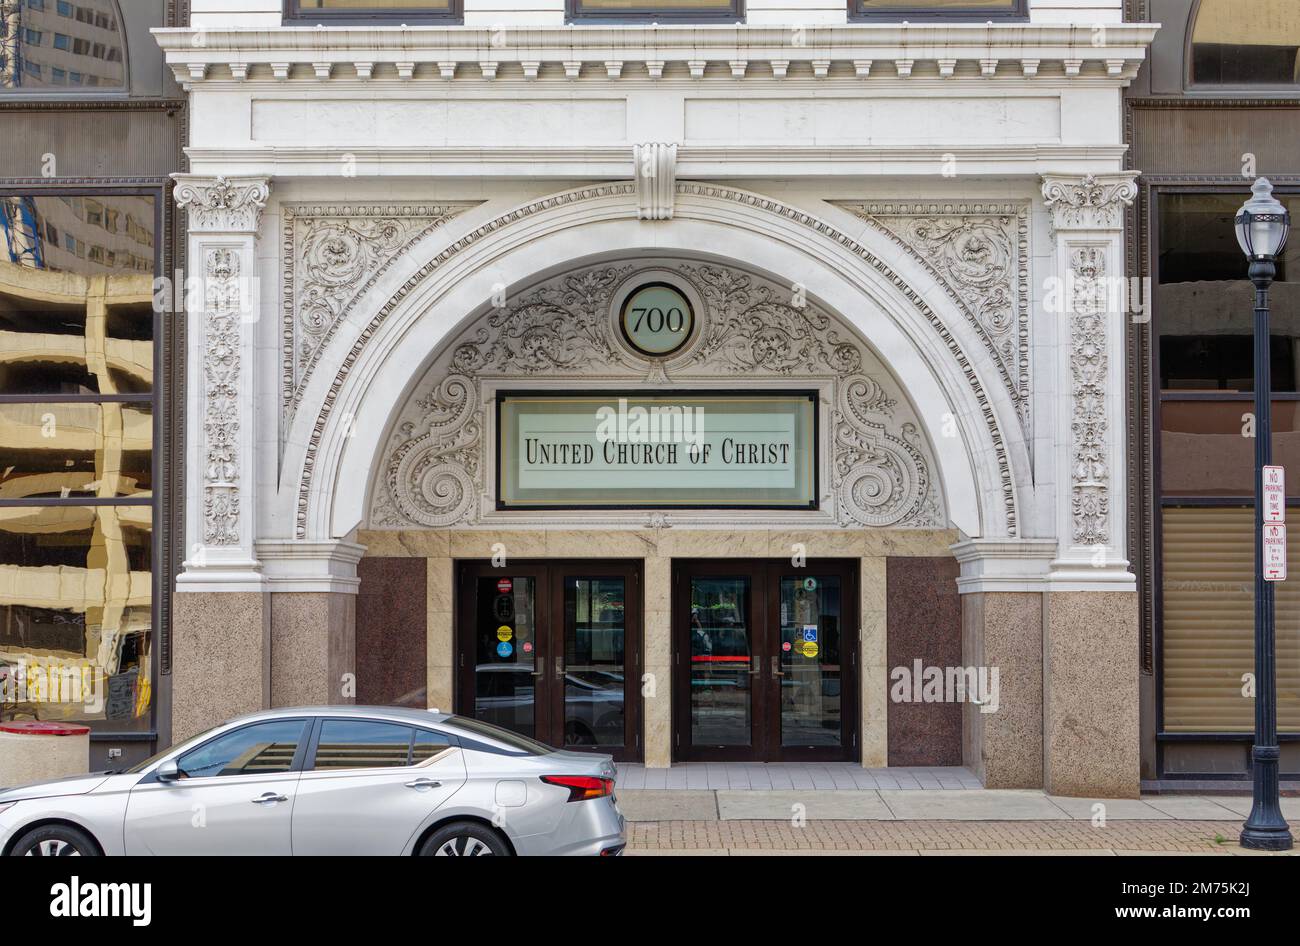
<box><xmin>850</xmin><ymin>0</ymin><xmax>1026</xmax><ymax>19</ymax></box>
<box><xmin>284</xmin><ymin>0</ymin><xmax>458</xmax><ymax>22</ymax></box>
<box><xmin>567</xmin><ymin>0</ymin><xmax>742</xmax><ymax>20</ymax></box>
<box><xmin>1191</xmin><ymin>0</ymin><xmax>1300</xmax><ymax>87</ymax></box>
<box><xmin>177</xmin><ymin>720</ymin><xmax>309</xmax><ymax>778</ymax></box>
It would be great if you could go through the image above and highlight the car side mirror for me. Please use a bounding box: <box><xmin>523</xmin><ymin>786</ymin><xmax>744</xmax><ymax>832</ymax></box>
<box><xmin>156</xmin><ymin>759</ymin><xmax>180</xmax><ymax>783</ymax></box>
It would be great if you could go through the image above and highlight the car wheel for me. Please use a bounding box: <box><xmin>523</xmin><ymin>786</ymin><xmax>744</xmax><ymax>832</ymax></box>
<box><xmin>419</xmin><ymin>821</ymin><xmax>510</xmax><ymax>857</ymax></box>
<box><xmin>11</xmin><ymin>824</ymin><xmax>99</xmax><ymax>857</ymax></box>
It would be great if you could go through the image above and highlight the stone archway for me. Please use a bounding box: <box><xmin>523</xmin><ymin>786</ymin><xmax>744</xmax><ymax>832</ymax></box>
<box><xmin>279</xmin><ymin>182</ymin><xmax>1030</xmax><ymax>546</ymax></box>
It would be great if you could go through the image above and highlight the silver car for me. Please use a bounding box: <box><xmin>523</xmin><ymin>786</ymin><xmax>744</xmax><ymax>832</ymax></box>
<box><xmin>0</xmin><ymin>706</ymin><xmax>626</xmax><ymax>856</ymax></box>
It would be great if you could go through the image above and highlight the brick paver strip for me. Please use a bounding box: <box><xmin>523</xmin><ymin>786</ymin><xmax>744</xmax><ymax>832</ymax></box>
<box><xmin>628</xmin><ymin>820</ymin><xmax>1264</xmax><ymax>853</ymax></box>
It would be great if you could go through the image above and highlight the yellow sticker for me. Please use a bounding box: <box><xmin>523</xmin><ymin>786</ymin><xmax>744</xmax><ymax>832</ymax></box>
<box><xmin>802</xmin><ymin>641</ymin><xmax>819</xmax><ymax>659</ymax></box>
<box><xmin>497</xmin><ymin>625</ymin><xmax>513</xmax><ymax>641</ymax></box>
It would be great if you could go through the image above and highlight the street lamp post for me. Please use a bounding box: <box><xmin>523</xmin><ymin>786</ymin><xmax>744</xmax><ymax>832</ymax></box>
<box><xmin>1235</xmin><ymin>177</ymin><xmax>1294</xmax><ymax>852</ymax></box>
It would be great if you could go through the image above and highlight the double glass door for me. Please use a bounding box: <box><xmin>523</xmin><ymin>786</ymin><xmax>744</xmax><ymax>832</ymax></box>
<box><xmin>456</xmin><ymin>561</ymin><xmax>641</xmax><ymax>761</ymax></box>
<box><xmin>674</xmin><ymin>559</ymin><xmax>858</xmax><ymax>762</ymax></box>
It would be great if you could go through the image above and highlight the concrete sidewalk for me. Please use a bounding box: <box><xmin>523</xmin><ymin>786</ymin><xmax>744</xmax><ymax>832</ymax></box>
<box><xmin>616</xmin><ymin>788</ymin><xmax>1300</xmax><ymax>823</ymax></box>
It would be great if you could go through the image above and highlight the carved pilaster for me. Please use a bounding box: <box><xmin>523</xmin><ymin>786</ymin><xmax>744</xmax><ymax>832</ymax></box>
<box><xmin>1040</xmin><ymin>172</ymin><xmax>1136</xmax><ymax>590</ymax></box>
<box><xmin>175</xmin><ymin>175</ymin><xmax>272</xmax><ymax>591</ymax></box>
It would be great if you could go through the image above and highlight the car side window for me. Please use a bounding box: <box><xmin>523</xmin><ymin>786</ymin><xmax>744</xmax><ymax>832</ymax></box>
<box><xmin>312</xmin><ymin>719</ymin><xmax>423</xmax><ymax>770</ymax></box>
<box><xmin>411</xmin><ymin>727</ymin><xmax>455</xmax><ymax>764</ymax></box>
<box><xmin>175</xmin><ymin>720</ymin><xmax>308</xmax><ymax>779</ymax></box>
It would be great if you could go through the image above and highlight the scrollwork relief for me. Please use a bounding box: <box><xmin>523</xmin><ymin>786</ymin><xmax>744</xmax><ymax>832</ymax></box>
<box><xmin>370</xmin><ymin>260</ymin><xmax>944</xmax><ymax>530</ymax></box>
<box><xmin>838</xmin><ymin>202</ymin><xmax>1030</xmax><ymax>438</ymax></box>
<box><xmin>1068</xmin><ymin>246</ymin><xmax>1110</xmax><ymax>547</ymax></box>
<box><xmin>281</xmin><ymin>203</ymin><xmax>478</xmax><ymax>429</ymax></box>
<box><xmin>201</xmin><ymin>247</ymin><xmax>242</xmax><ymax>546</ymax></box>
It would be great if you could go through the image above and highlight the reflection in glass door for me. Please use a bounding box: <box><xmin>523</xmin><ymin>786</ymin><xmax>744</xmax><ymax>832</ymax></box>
<box><xmin>563</xmin><ymin>577</ymin><xmax>627</xmax><ymax>748</ymax></box>
<box><xmin>778</xmin><ymin>576</ymin><xmax>842</xmax><ymax>749</ymax></box>
<box><xmin>688</xmin><ymin>577</ymin><xmax>754</xmax><ymax>749</ymax></box>
<box><xmin>674</xmin><ymin>560</ymin><xmax>857</xmax><ymax>762</ymax></box>
<box><xmin>470</xmin><ymin>572</ymin><xmax>542</xmax><ymax>740</ymax></box>
<box><xmin>457</xmin><ymin>561</ymin><xmax>642</xmax><ymax>761</ymax></box>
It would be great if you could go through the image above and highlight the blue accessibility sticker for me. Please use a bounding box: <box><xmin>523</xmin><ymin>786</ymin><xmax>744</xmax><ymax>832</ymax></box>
<box><xmin>497</xmin><ymin>641</ymin><xmax>514</xmax><ymax>658</ymax></box>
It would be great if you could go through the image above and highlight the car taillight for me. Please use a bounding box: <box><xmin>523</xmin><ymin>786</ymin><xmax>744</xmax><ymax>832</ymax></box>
<box><xmin>541</xmin><ymin>775</ymin><xmax>615</xmax><ymax>802</ymax></box>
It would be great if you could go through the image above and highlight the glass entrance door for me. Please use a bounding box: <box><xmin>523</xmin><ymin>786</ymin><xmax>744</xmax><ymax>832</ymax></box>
<box><xmin>674</xmin><ymin>560</ymin><xmax>857</xmax><ymax>762</ymax></box>
<box><xmin>456</xmin><ymin>560</ymin><xmax>642</xmax><ymax>761</ymax></box>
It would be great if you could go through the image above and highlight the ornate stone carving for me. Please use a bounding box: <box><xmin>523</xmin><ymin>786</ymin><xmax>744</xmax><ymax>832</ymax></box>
<box><xmin>201</xmin><ymin>248</ymin><xmax>242</xmax><ymax>545</ymax></box>
<box><xmin>173</xmin><ymin>175</ymin><xmax>270</xmax><ymax>233</ymax></box>
<box><xmin>1041</xmin><ymin>173</ymin><xmax>1138</xmax><ymax>235</ymax></box>
<box><xmin>633</xmin><ymin>143</ymin><xmax>677</xmax><ymax>220</ymax></box>
<box><xmin>281</xmin><ymin>203</ymin><xmax>477</xmax><ymax>427</ymax></box>
<box><xmin>1068</xmin><ymin>246</ymin><xmax>1109</xmax><ymax>546</ymax></box>
<box><xmin>370</xmin><ymin>259</ymin><xmax>943</xmax><ymax>531</ymax></box>
<box><xmin>842</xmin><ymin>202</ymin><xmax>1030</xmax><ymax>436</ymax></box>
<box><xmin>299</xmin><ymin>183</ymin><xmax>1016</xmax><ymax>539</ymax></box>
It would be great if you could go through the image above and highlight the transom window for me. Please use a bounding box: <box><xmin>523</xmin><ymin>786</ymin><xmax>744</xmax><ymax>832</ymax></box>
<box><xmin>1191</xmin><ymin>0</ymin><xmax>1300</xmax><ymax>87</ymax></box>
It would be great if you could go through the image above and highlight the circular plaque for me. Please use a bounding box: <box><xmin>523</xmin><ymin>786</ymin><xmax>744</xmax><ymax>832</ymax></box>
<box><xmin>619</xmin><ymin>282</ymin><xmax>695</xmax><ymax>357</ymax></box>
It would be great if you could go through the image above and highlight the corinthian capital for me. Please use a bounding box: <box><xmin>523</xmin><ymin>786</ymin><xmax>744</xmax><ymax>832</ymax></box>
<box><xmin>1041</xmin><ymin>172</ymin><xmax>1138</xmax><ymax>235</ymax></box>
<box><xmin>173</xmin><ymin>175</ymin><xmax>272</xmax><ymax>233</ymax></box>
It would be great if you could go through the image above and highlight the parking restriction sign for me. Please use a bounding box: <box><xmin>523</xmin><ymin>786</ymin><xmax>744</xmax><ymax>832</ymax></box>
<box><xmin>1263</xmin><ymin>465</ymin><xmax>1286</xmax><ymax>524</ymax></box>
<box><xmin>1264</xmin><ymin>523</ymin><xmax>1287</xmax><ymax>582</ymax></box>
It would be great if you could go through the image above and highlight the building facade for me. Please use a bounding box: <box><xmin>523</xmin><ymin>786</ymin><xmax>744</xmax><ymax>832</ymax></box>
<box><xmin>143</xmin><ymin>0</ymin><xmax>1162</xmax><ymax>795</ymax></box>
<box><xmin>1126</xmin><ymin>0</ymin><xmax>1300</xmax><ymax>785</ymax></box>
<box><xmin>0</xmin><ymin>0</ymin><xmax>184</xmax><ymax>769</ymax></box>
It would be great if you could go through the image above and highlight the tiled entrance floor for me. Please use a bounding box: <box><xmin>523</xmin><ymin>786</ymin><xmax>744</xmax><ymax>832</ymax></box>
<box><xmin>614</xmin><ymin>763</ymin><xmax>983</xmax><ymax>791</ymax></box>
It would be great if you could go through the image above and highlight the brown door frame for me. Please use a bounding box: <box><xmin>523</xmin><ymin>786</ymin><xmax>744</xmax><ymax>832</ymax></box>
<box><xmin>673</xmin><ymin>558</ymin><xmax>859</xmax><ymax>763</ymax></box>
<box><xmin>455</xmin><ymin>559</ymin><xmax>643</xmax><ymax>762</ymax></box>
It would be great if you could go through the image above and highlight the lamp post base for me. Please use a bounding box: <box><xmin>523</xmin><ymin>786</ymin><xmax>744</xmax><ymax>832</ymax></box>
<box><xmin>1239</xmin><ymin>823</ymin><xmax>1294</xmax><ymax>852</ymax></box>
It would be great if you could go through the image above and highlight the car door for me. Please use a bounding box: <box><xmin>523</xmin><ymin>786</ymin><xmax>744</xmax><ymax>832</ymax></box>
<box><xmin>291</xmin><ymin>718</ymin><xmax>467</xmax><ymax>856</ymax></box>
<box><xmin>124</xmin><ymin>718</ymin><xmax>310</xmax><ymax>855</ymax></box>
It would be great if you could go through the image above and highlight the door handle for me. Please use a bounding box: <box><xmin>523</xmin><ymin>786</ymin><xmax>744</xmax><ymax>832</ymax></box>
<box><xmin>749</xmin><ymin>656</ymin><xmax>761</xmax><ymax>676</ymax></box>
<box><xmin>554</xmin><ymin>659</ymin><xmax>565</xmax><ymax>681</ymax></box>
<box><xmin>251</xmin><ymin>792</ymin><xmax>288</xmax><ymax>805</ymax></box>
<box><xmin>771</xmin><ymin>656</ymin><xmax>785</xmax><ymax>678</ymax></box>
<box><xmin>530</xmin><ymin>657</ymin><xmax>545</xmax><ymax>678</ymax></box>
<box><xmin>405</xmin><ymin>778</ymin><xmax>442</xmax><ymax>790</ymax></box>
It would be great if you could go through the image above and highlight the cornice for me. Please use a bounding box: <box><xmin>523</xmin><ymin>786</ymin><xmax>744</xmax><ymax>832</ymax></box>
<box><xmin>152</xmin><ymin>23</ymin><xmax>1159</xmax><ymax>88</ymax></box>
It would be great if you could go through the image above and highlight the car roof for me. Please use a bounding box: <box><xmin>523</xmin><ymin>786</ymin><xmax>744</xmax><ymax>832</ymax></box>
<box><xmin>225</xmin><ymin>705</ymin><xmax>456</xmax><ymax>727</ymax></box>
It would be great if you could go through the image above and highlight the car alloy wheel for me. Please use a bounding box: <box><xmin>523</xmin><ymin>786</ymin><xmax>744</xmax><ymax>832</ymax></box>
<box><xmin>26</xmin><ymin>839</ymin><xmax>81</xmax><ymax>857</ymax></box>
<box><xmin>419</xmin><ymin>820</ymin><xmax>510</xmax><ymax>856</ymax></box>
<box><xmin>435</xmin><ymin>836</ymin><xmax>494</xmax><ymax>856</ymax></box>
<box><xmin>10</xmin><ymin>825</ymin><xmax>98</xmax><ymax>857</ymax></box>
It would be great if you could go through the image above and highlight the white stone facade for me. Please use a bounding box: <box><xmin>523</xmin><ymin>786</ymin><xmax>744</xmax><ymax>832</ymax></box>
<box><xmin>156</xmin><ymin>5</ymin><xmax>1156</xmax><ymax>788</ymax></box>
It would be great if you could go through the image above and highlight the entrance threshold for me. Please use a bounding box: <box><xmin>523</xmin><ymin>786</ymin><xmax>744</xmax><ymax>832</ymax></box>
<box><xmin>615</xmin><ymin>763</ymin><xmax>982</xmax><ymax>791</ymax></box>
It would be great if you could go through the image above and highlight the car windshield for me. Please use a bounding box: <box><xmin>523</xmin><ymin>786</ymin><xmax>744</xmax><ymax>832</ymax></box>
<box><xmin>442</xmin><ymin>716</ymin><xmax>556</xmax><ymax>755</ymax></box>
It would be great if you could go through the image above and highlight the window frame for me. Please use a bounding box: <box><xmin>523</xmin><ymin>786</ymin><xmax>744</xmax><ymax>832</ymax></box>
<box><xmin>301</xmin><ymin>716</ymin><xmax>459</xmax><ymax>772</ymax></box>
<box><xmin>565</xmin><ymin>0</ymin><xmax>743</xmax><ymax>23</ymax></box>
<box><xmin>847</xmin><ymin>0</ymin><xmax>1028</xmax><ymax>22</ymax></box>
<box><xmin>0</xmin><ymin>185</ymin><xmax>164</xmax><ymax>743</ymax></box>
<box><xmin>281</xmin><ymin>0</ymin><xmax>463</xmax><ymax>25</ymax></box>
<box><xmin>1184</xmin><ymin>0</ymin><xmax>1300</xmax><ymax>94</ymax></box>
<box><xmin>1150</xmin><ymin>182</ymin><xmax>1300</xmax><ymax>746</ymax></box>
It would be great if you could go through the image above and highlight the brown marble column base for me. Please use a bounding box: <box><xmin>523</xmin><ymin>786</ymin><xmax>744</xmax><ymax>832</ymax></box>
<box><xmin>270</xmin><ymin>592</ymin><xmax>357</xmax><ymax>707</ymax></box>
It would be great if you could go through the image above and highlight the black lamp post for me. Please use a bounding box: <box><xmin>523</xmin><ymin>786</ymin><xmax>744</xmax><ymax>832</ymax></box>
<box><xmin>1235</xmin><ymin>177</ymin><xmax>1294</xmax><ymax>852</ymax></box>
